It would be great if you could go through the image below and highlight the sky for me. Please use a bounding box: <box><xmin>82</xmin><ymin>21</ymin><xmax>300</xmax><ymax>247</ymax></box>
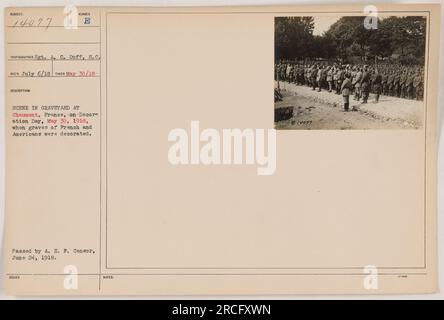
<box><xmin>312</xmin><ymin>16</ymin><xmax>341</xmax><ymax>36</ymax></box>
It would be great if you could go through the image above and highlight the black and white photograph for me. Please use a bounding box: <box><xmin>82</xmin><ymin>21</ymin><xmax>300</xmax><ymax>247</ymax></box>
<box><xmin>274</xmin><ymin>15</ymin><xmax>427</xmax><ymax>130</ymax></box>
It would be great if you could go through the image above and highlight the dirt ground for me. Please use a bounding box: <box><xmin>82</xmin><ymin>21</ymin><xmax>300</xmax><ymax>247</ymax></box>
<box><xmin>275</xmin><ymin>86</ymin><xmax>423</xmax><ymax>130</ymax></box>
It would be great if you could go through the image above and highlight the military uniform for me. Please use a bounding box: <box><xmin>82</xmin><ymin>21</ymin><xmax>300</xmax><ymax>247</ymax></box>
<box><xmin>341</xmin><ymin>75</ymin><xmax>353</xmax><ymax>111</ymax></box>
<box><xmin>399</xmin><ymin>71</ymin><xmax>407</xmax><ymax>98</ymax></box>
<box><xmin>360</xmin><ymin>68</ymin><xmax>371</xmax><ymax>103</ymax></box>
<box><xmin>317</xmin><ymin>67</ymin><xmax>327</xmax><ymax>91</ymax></box>
<box><xmin>387</xmin><ymin>73</ymin><xmax>394</xmax><ymax>96</ymax></box>
<box><xmin>381</xmin><ymin>72</ymin><xmax>387</xmax><ymax>96</ymax></box>
<box><xmin>393</xmin><ymin>73</ymin><xmax>400</xmax><ymax>97</ymax></box>
<box><xmin>310</xmin><ymin>66</ymin><xmax>318</xmax><ymax>90</ymax></box>
<box><xmin>413</xmin><ymin>73</ymin><xmax>423</xmax><ymax>100</ymax></box>
<box><xmin>336</xmin><ymin>68</ymin><xmax>344</xmax><ymax>95</ymax></box>
<box><xmin>297</xmin><ymin>65</ymin><xmax>304</xmax><ymax>85</ymax></box>
<box><xmin>326</xmin><ymin>67</ymin><xmax>333</xmax><ymax>92</ymax></box>
<box><xmin>316</xmin><ymin>67</ymin><xmax>322</xmax><ymax>91</ymax></box>
<box><xmin>352</xmin><ymin>69</ymin><xmax>362</xmax><ymax>101</ymax></box>
<box><xmin>372</xmin><ymin>71</ymin><xmax>382</xmax><ymax>103</ymax></box>
<box><xmin>286</xmin><ymin>64</ymin><xmax>293</xmax><ymax>82</ymax></box>
<box><xmin>405</xmin><ymin>73</ymin><xmax>414</xmax><ymax>99</ymax></box>
<box><xmin>304</xmin><ymin>66</ymin><xmax>310</xmax><ymax>87</ymax></box>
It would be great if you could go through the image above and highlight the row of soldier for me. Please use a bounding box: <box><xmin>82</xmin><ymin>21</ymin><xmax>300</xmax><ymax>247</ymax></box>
<box><xmin>275</xmin><ymin>61</ymin><xmax>424</xmax><ymax>102</ymax></box>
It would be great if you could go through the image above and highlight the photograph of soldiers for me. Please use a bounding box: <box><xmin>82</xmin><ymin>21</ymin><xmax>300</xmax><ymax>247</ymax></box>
<box><xmin>274</xmin><ymin>15</ymin><xmax>426</xmax><ymax>130</ymax></box>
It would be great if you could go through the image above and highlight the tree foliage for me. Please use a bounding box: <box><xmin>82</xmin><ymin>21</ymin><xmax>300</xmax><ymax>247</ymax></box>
<box><xmin>275</xmin><ymin>17</ymin><xmax>315</xmax><ymax>59</ymax></box>
<box><xmin>275</xmin><ymin>16</ymin><xmax>426</xmax><ymax>65</ymax></box>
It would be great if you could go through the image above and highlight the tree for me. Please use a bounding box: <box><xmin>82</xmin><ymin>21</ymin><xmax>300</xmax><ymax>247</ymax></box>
<box><xmin>323</xmin><ymin>16</ymin><xmax>379</xmax><ymax>60</ymax></box>
<box><xmin>275</xmin><ymin>17</ymin><xmax>314</xmax><ymax>60</ymax></box>
<box><xmin>275</xmin><ymin>16</ymin><xmax>426</xmax><ymax>65</ymax></box>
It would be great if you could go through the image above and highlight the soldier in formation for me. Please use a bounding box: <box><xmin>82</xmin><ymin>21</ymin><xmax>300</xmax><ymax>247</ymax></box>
<box><xmin>275</xmin><ymin>60</ymin><xmax>425</xmax><ymax>103</ymax></box>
